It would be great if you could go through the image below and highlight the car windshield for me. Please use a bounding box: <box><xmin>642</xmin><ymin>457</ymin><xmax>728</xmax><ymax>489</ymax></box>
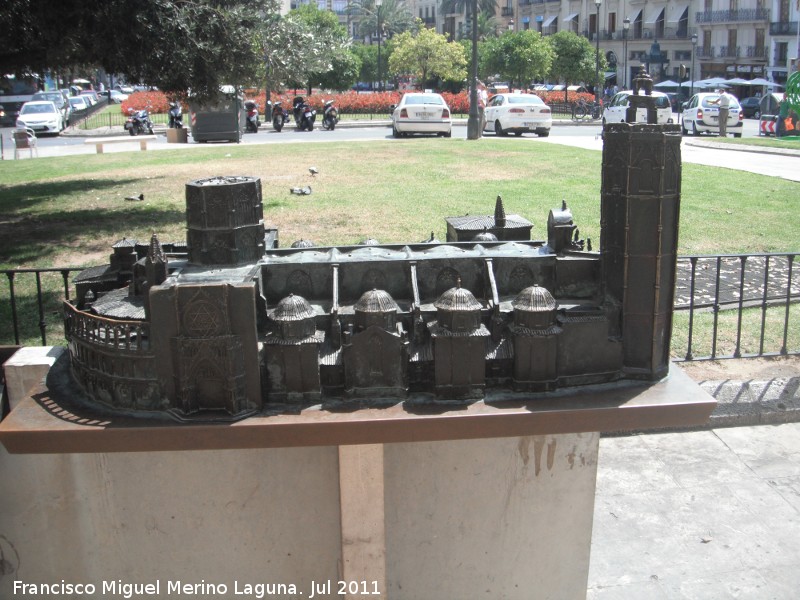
<box><xmin>506</xmin><ymin>95</ymin><xmax>544</xmax><ymax>105</ymax></box>
<box><xmin>403</xmin><ymin>94</ymin><xmax>443</xmax><ymax>106</ymax></box>
<box><xmin>34</xmin><ymin>93</ymin><xmax>62</xmax><ymax>103</ymax></box>
<box><xmin>623</xmin><ymin>93</ymin><xmax>671</xmax><ymax>109</ymax></box>
<box><xmin>21</xmin><ymin>104</ymin><xmax>55</xmax><ymax>114</ymax></box>
<box><xmin>700</xmin><ymin>95</ymin><xmax>740</xmax><ymax>109</ymax></box>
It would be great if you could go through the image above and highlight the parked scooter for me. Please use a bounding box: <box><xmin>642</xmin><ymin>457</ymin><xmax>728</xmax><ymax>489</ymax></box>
<box><xmin>292</xmin><ymin>96</ymin><xmax>316</xmax><ymax>131</ymax></box>
<box><xmin>124</xmin><ymin>107</ymin><xmax>154</xmax><ymax>136</ymax></box>
<box><xmin>321</xmin><ymin>99</ymin><xmax>339</xmax><ymax>131</ymax></box>
<box><xmin>168</xmin><ymin>102</ymin><xmax>183</xmax><ymax>128</ymax></box>
<box><xmin>245</xmin><ymin>100</ymin><xmax>260</xmax><ymax>133</ymax></box>
<box><xmin>271</xmin><ymin>101</ymin><xmax>289</xmax><ymax>132</ymax></box>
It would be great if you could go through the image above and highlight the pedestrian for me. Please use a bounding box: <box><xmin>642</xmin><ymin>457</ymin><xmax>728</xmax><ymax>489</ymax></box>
<box><xmin>478</xmin><ymin>80</ymin><xmax>488</xmax><ymax>132</ymax></box>
<box><xmin>712</xmin><ymin>88</ymin><xmax>732</xmax><ymax>137</ymax></box>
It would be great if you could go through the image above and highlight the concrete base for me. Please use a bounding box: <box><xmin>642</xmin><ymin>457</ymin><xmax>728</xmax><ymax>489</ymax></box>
<box><xmin>2</xmin><ymin>346</ymin><xmax>64</xmax><ymax>411</ymax></box>
<box><xmin>166</xmin><ymin>127</ymin><xmax>188</xmax><ymax>143</ymax></box>
<box><xmin>0</xmin><ymin>433</ymin><xmax>598</xmax><ymax>599</ymax></box>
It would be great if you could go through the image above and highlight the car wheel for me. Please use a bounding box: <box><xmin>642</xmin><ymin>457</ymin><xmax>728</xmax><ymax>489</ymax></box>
<box><xmin>681</xmin><ymin>120</ymin><xmax>688</xmax><ymax>135</ymax></box>
<box><xmin>494</xmin><ymin>120</ymin><xmax>506</xmax><ymax>137</ymax></box>
<box><xmin>392</xmin><ymin>125</ymin><xmax>400</xmax><ymax>138</ymax></box>
<box><xmin>514</xmin><ymin>131</ymin><xmax>523</xmax><ymax>137</ymax></box>
<box><xmin>691</xmin><ymin>121</ymin><xmax>699</xmax><ymax>136</ymax></box>
<box><xmin>754</xmin><ymin>110</ymin><xmax>760</xmax><ymax>119</ymax></box>
<box><xmin>444</xmin><ymin>129</ymin><xmax>452</xmax><ymax>138</ymax></box>
<box><xmin>537</xmin><ymin>130</ymin><xmax>550</xmax><ymax>138</ymax></box>
<box><xmin>733</xmin><ymin>133</ymin><xmax>742</xmax><ymax>138</ymax></box>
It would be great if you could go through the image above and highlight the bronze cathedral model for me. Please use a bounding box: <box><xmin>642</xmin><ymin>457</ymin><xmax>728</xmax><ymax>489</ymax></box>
<box><xmin>63</xmin><ymin>74</ymin><xmax>683</xmax><ymax>420</ymax></box>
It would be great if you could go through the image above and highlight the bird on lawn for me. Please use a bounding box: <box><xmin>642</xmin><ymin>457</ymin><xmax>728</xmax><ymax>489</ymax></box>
<box><xmin>309</xmin><ymin>166</ymin><xmax>319</xmax><ymax>176</ymax></box>
<box><xmin>125</xmin><ymin>193</ymin><xmax>144</xmax><ymax>202</ymax></box>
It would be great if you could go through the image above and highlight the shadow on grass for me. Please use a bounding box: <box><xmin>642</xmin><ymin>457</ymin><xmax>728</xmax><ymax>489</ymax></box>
<box><xmin>0</xmin><ymin>205</ymin><xmax>188</xmax><ymax>266</ymax></box>
<box><xmin>0</xmin><ymin>178</ymin><xmax>144</xmax><ymax>213</ymax></box>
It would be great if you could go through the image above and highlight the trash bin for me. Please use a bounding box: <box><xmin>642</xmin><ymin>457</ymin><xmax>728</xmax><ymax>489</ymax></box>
<box><xmin>189</xmin><ymin>88</ymin><xmax>245</xmax><ymax>143</ymax></box>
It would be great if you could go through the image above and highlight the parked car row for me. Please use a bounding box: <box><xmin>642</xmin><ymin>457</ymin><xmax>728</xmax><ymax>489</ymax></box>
<box><xmin>390</xmin><ymin>91</ymin><xmax>553</xmax><ymax>139</ymax></box>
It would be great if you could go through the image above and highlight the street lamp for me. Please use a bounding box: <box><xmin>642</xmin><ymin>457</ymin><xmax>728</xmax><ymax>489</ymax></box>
<box><xmin>595</xmin><ymin>0</ymin><xmax>602</xmax><ymax>102</ymax></box>
<box><xmin>376</xmin><ymin>0</ymin><xmax>383</xmax><ymax>93</ymax></box>
<box><xmin>622</xmin><ymin>17</ymin><xmax>630</xmax><ymax>89</ymax></box>
<box><xmin>690</xmin><ymin>32</ymin><xmax>698</xmax><ymax>98</ymax></box>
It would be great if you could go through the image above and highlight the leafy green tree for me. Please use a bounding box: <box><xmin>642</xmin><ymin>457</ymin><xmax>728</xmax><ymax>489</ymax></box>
<box><xmin>388</xmin><ymin>28</ymin><xmax>467</xmax><ymax>86</ymax></box>
<box><xmin>548</xmin><ymin>30</ymin><xmax>607</xmax><ymax>101</ymax></box>
<box><xmin>1</xmin><ymin>0</ymin><xmax>276</xmax><ymax>102</ymax></box>
<box><xmin>287</xmin><ymin>4</ymin><xmax>358</xmax><ymax>94</ymax></box>
<box><xmin>482</xmin><ymin>31</ymin><xmax>552</xmax><ymax>89</ymax></box>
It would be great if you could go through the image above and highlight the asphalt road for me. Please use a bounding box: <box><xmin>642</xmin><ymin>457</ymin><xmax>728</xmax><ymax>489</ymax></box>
<box><xmin>3</xmin><ymin>118</ymin><xmax>799</xmax><ymax>184</ymax></box>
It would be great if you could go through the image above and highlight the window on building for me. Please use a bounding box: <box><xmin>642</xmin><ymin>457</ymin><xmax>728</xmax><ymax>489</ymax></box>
<box><xmin>608</xmin><ymin>12</ymin><xmax>616</xmax><ymax>34</ymax></box>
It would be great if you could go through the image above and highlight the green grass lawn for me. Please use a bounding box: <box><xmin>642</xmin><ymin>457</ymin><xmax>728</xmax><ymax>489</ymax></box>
<box><xmin>1</xmin><ymin>137</ymin><xmax>798</xmax><ymax>347</ymax></box>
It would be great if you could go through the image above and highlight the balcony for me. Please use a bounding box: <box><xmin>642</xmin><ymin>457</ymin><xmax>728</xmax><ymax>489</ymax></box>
<box><xmin>501</xmin><ymin>6</ymin><xmax>514</xmax><ymax>16</ymax></box>
<box><xmin>695</xmin><ymin>9</ymin><xmax>769</xmax><ymax>24</ymax></box>
<box><xmin>697</xmin><ymin>46</ymin><xmax>715</xmax><ymax>59</ymax></box>
<box><xmin>718</xmin><ymin>45</ymin><xmax>740</xmax><ymax>59</ymax></box>
<box><xmin>744</xmin><ymin>46</ymin><xmax>767</xmax><ymax>60</ymax></box>
<box><xmin>770</xmin><ymin>21</ymin><xmax>798</xmax><ymax>36</ymax></box>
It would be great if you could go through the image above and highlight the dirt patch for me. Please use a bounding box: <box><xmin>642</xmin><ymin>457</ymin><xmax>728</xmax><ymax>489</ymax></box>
<box><xmin>678</xmin><ymin>355</ymin><xmax>800</xmax><ymax>382</ymax></box>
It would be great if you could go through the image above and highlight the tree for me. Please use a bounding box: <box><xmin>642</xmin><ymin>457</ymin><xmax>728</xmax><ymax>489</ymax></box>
<box><xmin>388</xmin><ymin>28</ymin><xmax>467</xmax><ymax>87</ymax></box>
<box><xmin>482</xmin><ymin>31</ymin><xmax>553</xmax><ymax>89</ymax></box>
<box><xmin>287</xmin><ymin>4</ymin><xmax>359</xmax><ymax>93</ymax></box>
<box><xmin>439</xmin><ymin>0</ymin><xmax>498</xmax><ymax>18</ymax></box>
<box><xmin>0</xmin><ymin>0</ymin><xmax>277</xmax><ymax>102</ymax></box>
<box><xmin>347</xmin><ymin>0</ymin><xmax>416</xmax><ymax>40</ymax></box>
<box><xmin>548</xmin><ymin>31</ymin><xmax>607</xmax><ymax>102</ymax></box>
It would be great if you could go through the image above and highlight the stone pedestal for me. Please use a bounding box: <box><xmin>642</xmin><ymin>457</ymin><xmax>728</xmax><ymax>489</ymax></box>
<box><xmin>0</xmin><ymin>353</ymin><xmax>714</xmax><ymax>599</ymax></box>
<box><xmin>2</xmin><ymin>346</ymin><xmax>65</xmax><ymax>411</ymax></box>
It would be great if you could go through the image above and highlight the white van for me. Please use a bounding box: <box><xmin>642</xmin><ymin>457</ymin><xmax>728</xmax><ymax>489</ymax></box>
<box><xmin>602</xmin><ymin>90</ymin><xmax>674</xmax><ymax>125</ymax></box>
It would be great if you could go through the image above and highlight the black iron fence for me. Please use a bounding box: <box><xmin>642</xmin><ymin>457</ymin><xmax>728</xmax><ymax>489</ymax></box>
<box><xmin>673</xmin><ymin>253</ymin><xmax>799</xmax><ymax>361</ymax></box>
<box><xmin>2</xmin><ymin>253</ymin><xmax>798</xmax><ymax>361</ymax></box>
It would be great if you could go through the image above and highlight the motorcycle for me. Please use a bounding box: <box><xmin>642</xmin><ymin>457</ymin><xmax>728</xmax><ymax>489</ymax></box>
<box><xmin>124</xmin><ymin>107</ymin><xmax>154</xmax><ymax>136</ymax></box>
<box><xmin>245</xmin><ymin>100</ymin><xmax>260</xmax><ymax>133</ymax></box>
<box><xmin>321</xmin><ymin>99</ymin><xmax>339</xmax><ymax>131</ymax></box>
<box><xmin>292</xmin><ymin>96</ymin><xmax>316</xmax><ymax>131</ymax></box>
<box><xmin>168</xmin><ymin>102</ymin><xmax>183</xmax><ymax>129</ymax></box>
<box><xmin>271</xmin><ymin>101</ymin><xmax>289</xmax><ymax>132</ymax></box>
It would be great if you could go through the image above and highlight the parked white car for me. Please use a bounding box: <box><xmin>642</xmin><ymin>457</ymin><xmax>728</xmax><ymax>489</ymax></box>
<box><xmin>680</xmin><ymin>92</ymin><xmax>743</xmax><ymax>137</ymax></box>
<box><xmin>391</xmin><ymin>92</ymin><xmax>452</xmax><ymax>138</ymax></box>
<box><xmin>484</xmin><ymin>92</ymin><xmax>551</xmax><ymax>137</ymax></box>
<box><xmin>68</xmin><ymin>96</ymin><xmax>89</xmax><ymax>112</ymax></box>
<box><xmin>602</xmin><ymin>90</ymin><xmax>674</xmax><ymax>125</ymax></box>
<box><xmin>16</xmin><ymin>100</ymin><xmax>64</xmax><ymax>134</ymax></box>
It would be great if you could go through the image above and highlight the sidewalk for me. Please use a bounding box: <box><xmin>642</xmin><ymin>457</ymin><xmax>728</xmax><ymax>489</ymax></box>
<box><xmin>589</xmin><ymin>421</ymin><xmax>800</xmax><ymax>599</ymax></box>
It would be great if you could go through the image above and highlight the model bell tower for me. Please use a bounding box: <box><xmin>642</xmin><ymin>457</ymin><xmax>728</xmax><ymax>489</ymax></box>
<box><xmin>600</xmin><ymin>69</ymin><xmax>682</xmax><ymax>381</ymax></box>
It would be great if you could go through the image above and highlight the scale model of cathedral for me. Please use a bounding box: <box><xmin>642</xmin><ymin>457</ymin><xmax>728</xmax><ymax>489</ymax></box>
<box><xmin>64</xmin><ymin>92</ymin><xmax>682</xmax><ymax>418</ymax></box>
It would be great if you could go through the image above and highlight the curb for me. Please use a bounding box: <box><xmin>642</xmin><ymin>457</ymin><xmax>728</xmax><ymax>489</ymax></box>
<box><xmin>62</xmin><ymin>117</ymin><xmax>602</xmax><ymax>138</ymax></box>
<box><xmin>682</xmin><ymin>138</ymin><xmax>800</xmax><ymax>158</ymax></box>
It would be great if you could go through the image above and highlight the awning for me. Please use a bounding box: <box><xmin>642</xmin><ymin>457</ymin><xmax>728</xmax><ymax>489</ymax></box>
<box><xmin>644</xmin><ymin>8</ymin><xmax>664</xmax><ymax>24</ymax></box>
<box><xmin>542</xmin><ymin>15</ymin><xmax>557</xmax><ymax>27</ymax></box>
<box><xmin>563</xmin><ymin>12</ymin><xmax>579</xmax><ymax>22</ymax></box>
<box><xmin>667</xmin><ymin>5</ymin><xmax>689</xmax><ymax>23</ymax></box>
<box><xmin>627</xmin><ymin>9</ymin><xmax>642</xmax><ymax>22</ymax></box>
